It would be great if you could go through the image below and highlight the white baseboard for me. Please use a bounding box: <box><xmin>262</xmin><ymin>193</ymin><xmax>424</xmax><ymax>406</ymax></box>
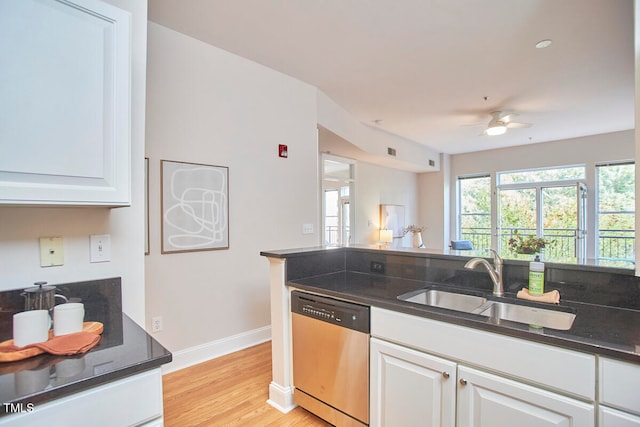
<box><xmin>161</xmin><ymin>325</ymin><xmax>272</xmax><ymax>374</ymax></box>
<box><xmin>267</xmin><ymin>381</ymin><xmax>296</xmax><ymax>413</ymax></box>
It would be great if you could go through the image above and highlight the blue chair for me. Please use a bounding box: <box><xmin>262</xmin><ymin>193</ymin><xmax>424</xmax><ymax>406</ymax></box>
<box><xmin>450</xmin><ymin>240</ymin><xmax>473</xmax><ymax>250</ymax></box>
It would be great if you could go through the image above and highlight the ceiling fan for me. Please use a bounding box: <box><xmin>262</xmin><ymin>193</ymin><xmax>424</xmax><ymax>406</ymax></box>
<box><xmin>484</xmin><ymin>111</ymin><xmax>531</xmax><ymax>136</ymax></box>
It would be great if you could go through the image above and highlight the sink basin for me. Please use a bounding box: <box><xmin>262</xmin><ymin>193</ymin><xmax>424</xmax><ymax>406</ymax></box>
<box><xmin>398</xmin><ymin>289</ymin><xmax>487</xmax><ymax>313</ymax></box>
<box><xmin>398</xmin><ymin>288</ymin><xmax>576</xmax><ymax>330</ymax></box>
<box><xmin>478</xmin><ymin>301</ymin><xmax>576</xmax><ymax>330</ymax></box>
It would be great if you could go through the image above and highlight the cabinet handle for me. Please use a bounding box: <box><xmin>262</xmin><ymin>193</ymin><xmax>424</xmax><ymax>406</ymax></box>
<box><xmin>459</xmin><ymin>378</ymin><xmax>468</xmax><ymax>386</ymax></box>
<box><xmin>442</xmin><ymin>371</ymin><xmax>450</xmax><ymax>379</ymax></box>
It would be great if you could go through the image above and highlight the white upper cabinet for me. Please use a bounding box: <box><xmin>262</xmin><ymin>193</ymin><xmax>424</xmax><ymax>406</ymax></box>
<box><xmin>0</xmin><ymin>0</ymin><xmax>131</xmax><ymax>206</ymax></box>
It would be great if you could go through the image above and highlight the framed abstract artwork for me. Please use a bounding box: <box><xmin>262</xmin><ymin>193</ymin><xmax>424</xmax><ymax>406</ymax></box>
<box><xmin>161</xmin><ymin>160</ymin><xmax>229</xmax><ymax>253</ymax></box>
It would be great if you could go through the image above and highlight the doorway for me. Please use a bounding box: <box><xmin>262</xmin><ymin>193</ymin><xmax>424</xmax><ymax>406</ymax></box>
<box><xmin>322</xmin><ymin>154</ymin><xmax>355</xmax><ymax>246</ymax></box>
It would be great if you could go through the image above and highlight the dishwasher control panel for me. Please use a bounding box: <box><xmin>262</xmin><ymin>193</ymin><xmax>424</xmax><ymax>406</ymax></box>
<box><xmin>301</xmin><ymin>305</ymin><xmax>334</xmax><ymax>320</ymax></box>
<box><xmin>291</xmin><ymin>290</ymin><xmax>370</xmax><ymax>333</ymax></box>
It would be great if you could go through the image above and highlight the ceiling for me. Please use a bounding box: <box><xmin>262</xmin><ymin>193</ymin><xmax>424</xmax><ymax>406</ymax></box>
<box><xmin>148</xmin><ymin>0</ymin><xmax>635</xmax><ymax>155</ymax></box>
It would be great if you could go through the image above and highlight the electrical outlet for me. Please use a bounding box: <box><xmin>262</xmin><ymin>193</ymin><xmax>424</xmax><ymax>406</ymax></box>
<box><xmin>370</xmin><ymin>261</ymin><xmax>385</xmax><ymax>274</ymax></box>
<box><xmin>151</xmin><ymin>316</ymin><xmax>163</xmax><ymax>333</ymax></box>
<box><xmin>90</xmin><ymin>234</ymin><xmax>111</xmax><ymax>263</ymax></box>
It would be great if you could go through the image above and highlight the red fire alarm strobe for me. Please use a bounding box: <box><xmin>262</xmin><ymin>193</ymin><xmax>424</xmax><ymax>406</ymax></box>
<box><xmin>278</xmin><ymin>144</ymin><xmax>288</xmax><ymax>158</ymax></box>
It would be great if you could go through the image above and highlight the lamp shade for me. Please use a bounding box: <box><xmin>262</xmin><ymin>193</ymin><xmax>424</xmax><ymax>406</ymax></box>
<box><xmin>380</xmin><ymin>229</ymin><xmax>393</xmax><ymax>243</ymax></box>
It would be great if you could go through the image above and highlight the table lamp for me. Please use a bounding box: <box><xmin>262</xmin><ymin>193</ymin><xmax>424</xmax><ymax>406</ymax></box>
<box><xmin>379</xmin><ymin>229</ymin><xmax>393</xmax><ymax>247</ymax></box>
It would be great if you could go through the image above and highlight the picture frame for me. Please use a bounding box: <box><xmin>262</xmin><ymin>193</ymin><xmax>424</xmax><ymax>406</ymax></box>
<box><xmin>380</xmin><ymin>204</ymin><xmax>405</xmax><ymax>238</ymax></box>
<box><xmin>144</xmin><ymin>157</ymin><xmax>149</xmax><ymax>255</ymax></box>
<box><xmin>161</xmin><ymin>160</ymin><xmax>229</xmax><ymax>253</ymax></box>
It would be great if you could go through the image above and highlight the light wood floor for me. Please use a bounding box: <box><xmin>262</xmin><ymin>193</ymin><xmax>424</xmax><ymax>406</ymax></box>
<box><xmin>162</xmin><ymin>341</ymin><xmax>332</xmax><ymax>426</ymax></box>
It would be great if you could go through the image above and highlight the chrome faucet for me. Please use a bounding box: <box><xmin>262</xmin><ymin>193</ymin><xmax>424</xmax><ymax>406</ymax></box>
<box><xmin>464</xmin><ymin>249</ymin><xmax>504</xmax><ymax>297</ymax></box>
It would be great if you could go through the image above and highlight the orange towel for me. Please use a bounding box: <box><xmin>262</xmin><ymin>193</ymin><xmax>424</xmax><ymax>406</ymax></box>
<box><xmin>0</xmin><ymin>322</ymin><xmax>103</xmax><ymax>363</ymax></box>
<box><xmin>33</xmin><ymin>332</ymin><xmax>101</xmax><ymax>355</ymax></box>
<box><xmin>516</xmin><ymin>288</ymin><xmax>561</xmax><ymax>304</ymax></box>
<box><xmin>0</xmin><ymin>332</ymin><xmax>101</xmax><ymax>356</ymax></box>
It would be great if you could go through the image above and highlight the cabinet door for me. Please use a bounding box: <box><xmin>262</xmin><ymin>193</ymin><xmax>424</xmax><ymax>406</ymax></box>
<box><xmin>600</xmin><ymin>406</ymin><xmax>640</xmax><ymax>427</ymax></box>
<box><xmin>600</xmin><ymin>357</ymin><xmax>640</xmax><ymax>416</ymax></box>
<box><xmin>457</xmin><ymin>366</ymin><xmax>594</xmax><ymax>427</ymax></box>
<box><xmin>370</xmin><ymin>338</ymin><xmax>456</xmax><ymax>427</ymax></box>
<box><xmin>598</xmin><ymin>406</ymin><xmax>640</xmax><ymax>427</ymax></box>
<box><xmin>0</xmin><ymin>0</ymin><xmax>131</xmax><ymax>206</ymax></box>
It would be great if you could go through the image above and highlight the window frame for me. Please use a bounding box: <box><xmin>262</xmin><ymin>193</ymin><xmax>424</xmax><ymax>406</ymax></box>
<box><xmin>595</xmin><ymin>161</ymin><xmax>635</xmax><ymax>264</ymax></box>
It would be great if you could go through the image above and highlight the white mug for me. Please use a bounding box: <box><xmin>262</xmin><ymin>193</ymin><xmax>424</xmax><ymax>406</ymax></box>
<box><xmin>13</xmin><ymin>310</ymin><xmax>51</xmax><ymax>347</ymax></box>
<box><xmin>53</xmin><ymin>303</ymin><xmax>85</xmax><ymax>336</ymax></box>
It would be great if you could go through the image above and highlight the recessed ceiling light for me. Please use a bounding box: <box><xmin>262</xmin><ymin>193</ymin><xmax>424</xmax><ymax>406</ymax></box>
<box><xmin>535</xmin><ymin>39</ymin><xmax>552</xmax><ymax>49</ymax></box>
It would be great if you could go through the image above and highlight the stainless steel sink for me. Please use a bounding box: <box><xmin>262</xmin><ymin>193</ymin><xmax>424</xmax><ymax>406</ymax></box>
<box><xmin>398</xmin><ymin>288</ymin><xmax>576</xmax><ymax>330</ymax></box>
<box><xmin>398</xmin><ymin>289</ymin><xmax>487</xmax><ymax>313</ymax></box>
<box><xmin>478</xmin><ymin>301</ymin><xmax>576</xmax><ymax>330</ymax></box>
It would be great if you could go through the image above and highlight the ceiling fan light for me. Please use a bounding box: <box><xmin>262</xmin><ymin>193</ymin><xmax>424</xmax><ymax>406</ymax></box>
<box><xmin>535</xmin><ymin>39</ymin><xmax>552</xmax><ymax>49</ymax></box>
<box><xmin>486</xmin><ymin>125</ymin><xmax>507</xmax><ymax>136</ymax></box>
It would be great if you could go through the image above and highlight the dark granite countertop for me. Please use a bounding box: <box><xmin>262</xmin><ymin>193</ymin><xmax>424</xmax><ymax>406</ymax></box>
<box><xmin>0</xmin><ymin>313</ymin><xmax>171</xmax><ymax>415</ymax></box>
<box><xmin>288</xmin><ymin>271</ymin><xmax>640</xmax><ymax>364</ymax></box>
<box><xmin>0</xmin><ymin>278</ymin><xmax>172</xmax><ymax>415</ymax></box>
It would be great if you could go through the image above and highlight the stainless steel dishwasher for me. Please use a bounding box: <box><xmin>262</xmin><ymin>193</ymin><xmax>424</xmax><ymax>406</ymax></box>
<box><xmin>291</xmin><ymin>290</ymin><xmax>370</xmax><ymax>426</ymax></box>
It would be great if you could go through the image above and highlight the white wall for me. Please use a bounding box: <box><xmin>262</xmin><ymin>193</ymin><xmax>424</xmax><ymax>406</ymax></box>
<box><xmin>317</xmin><ymin>91</ymin><xmax>440</xmax><ymax>173</ymax></box>
<box><xmin>145</xmin><ymin>23</ymin><xmax>319</xmax><ymax>359</ymax></box>
<box><xmin>354</xmin><ymin>162</ymin><xmax>419</xmax><ymax>247</ymax></box>
<box><xmin>0</xmin><ymin>0</ymin><xmax>148</xmax><ymax>324</ymax></box>
<box><xmin>418</xmin><ymin>153</ymin><xmax>451</xmax><ymax>250</ymax></box>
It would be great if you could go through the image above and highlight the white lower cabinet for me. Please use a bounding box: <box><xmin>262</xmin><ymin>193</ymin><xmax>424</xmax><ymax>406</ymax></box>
<box><xmin>600</xmin><ymin>407</ymin><xmax>640</xmax><ymax>427</ymax></box>
<box><xmin>457</xmin><ymin>365</ymin><xmax>594</xmax><ymax>427</ymax></box>
<box><xmin>370</xmin><ymin>337</ymin><xmax>456</xmax><ymax>427</ymax></box>
<box><xmin>0</xmin><ymin>369</ymin><xmax>164</xmax><ymax>426</ymax></box>
<box><xmin>599</xmin><ymin>357</ymin><xmax>640</xmax><ymax>426</ymax></box>
<box><xmin>370</xmin><ymin>338</ymin><xmax>594</xmax><ymax>427</ymax></box>
<box><xmin>370</xmin><ymin>307</ymin><xmax>598</xmax><ymax>427</ymax></box>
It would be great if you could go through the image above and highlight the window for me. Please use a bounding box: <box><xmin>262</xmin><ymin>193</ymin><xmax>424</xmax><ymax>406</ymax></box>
<box><xmin>499</xmin><ymin>166</ymin><xmax>585</xmax><ymax>184</ymax></box>
<box><xmin>497</xmin><ymin>166</ymin><xmax>586</xmax><ymax>260</ymax></box>
<box><xmin>457</xmin><ymin>163</ymin><xmax>635</xmax><ymax>265</ymax></box>
<box><xmin>597</xmin><ymin>162</ymin><xmax>635</xmax><ymax>264</ymax></box>
<box><xmin>458</xmin><ymin>175</ymin><xmax>491</xmax><ymax>249</ymax></box>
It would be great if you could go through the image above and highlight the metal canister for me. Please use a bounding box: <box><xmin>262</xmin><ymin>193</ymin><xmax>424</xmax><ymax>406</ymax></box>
<box><xmin>21</xmin><ymin>282</ymin><xmax>67</xmax><ymax>311</ymax></box>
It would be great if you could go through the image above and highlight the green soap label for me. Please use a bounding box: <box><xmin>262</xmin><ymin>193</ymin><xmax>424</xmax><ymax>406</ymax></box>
<box><xmin>529</xmin><ymin>271</ymin><xmax>544</xmax><ymax>295</ymax></box>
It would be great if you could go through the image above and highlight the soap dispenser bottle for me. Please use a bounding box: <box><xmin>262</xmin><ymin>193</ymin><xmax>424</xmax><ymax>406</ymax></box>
<box><xmin>529</xmin><ymin>255</ymin><xmax>545</xmax><ymax>295</ymax></box>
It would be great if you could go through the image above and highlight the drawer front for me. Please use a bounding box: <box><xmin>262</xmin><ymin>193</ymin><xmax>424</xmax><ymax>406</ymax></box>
<box><xmin>0</xmin><ymin>369</ymin><xmax>163</xmax><ymax>427</ymax></box>
<box><xmin>600</xmin><ymin>357</ymin><xmax>640</xmax><ymax>415</ymax></box>
<box><xmin>371</xmin><ymin>307</ymin><xmax>595</xmax><ymax>400</ymax></box>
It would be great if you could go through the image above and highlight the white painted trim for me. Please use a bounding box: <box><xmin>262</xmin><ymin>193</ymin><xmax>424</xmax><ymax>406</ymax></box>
<box><xmin>161</xmin><ymin>325</ymin><xmax>271</xmax><ymax>374</ymax></box>
<box><xmin>266</xmin><ymin>256</ymin><xmax>296</xmax><ymax>413</ymax></box>
<box><xmin>267</xmin><ymin>381</ymin><xmax>296</xmax><ymax>413</ymax></box>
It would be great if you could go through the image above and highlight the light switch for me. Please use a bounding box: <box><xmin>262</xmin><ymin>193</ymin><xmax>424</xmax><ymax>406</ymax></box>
<box><xmin>90</xmin><ymin>234</ymin><xmax>111</xmax><ymax>263</ymax></box>
<box><xmin>40</xmin><ymin>237</ymin><xmax>64</xmax><ymax>267</ymax></box>
<box><xmin>302</xmin><ymin>224</ymin><xmax>314</xmax><ymax>234</ymax></box>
